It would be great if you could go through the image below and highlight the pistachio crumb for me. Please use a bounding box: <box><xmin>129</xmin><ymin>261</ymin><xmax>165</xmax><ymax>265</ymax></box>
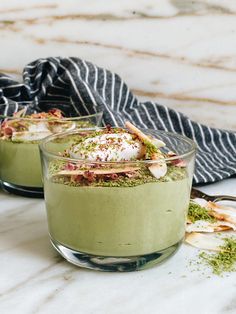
<box><xmin>188</xmin><ymin>202</ymin><xmax>217</xmax><ymax>223</ymax></box>
<box><xmin>199</xmin><ymin>237</ymin><xmax>236</xmax><ymax>275</ymax></box>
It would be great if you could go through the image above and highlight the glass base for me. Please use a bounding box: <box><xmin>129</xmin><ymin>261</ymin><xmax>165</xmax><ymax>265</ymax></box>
<box><xmin>51</xmin><ymin>238</ymin><xmax>182</xmax><ymax>272</ymax></box>
<box><xmin>1</xmin><ymin>181</ymin><xmax>44</xmax><ymax>198</ymax></box>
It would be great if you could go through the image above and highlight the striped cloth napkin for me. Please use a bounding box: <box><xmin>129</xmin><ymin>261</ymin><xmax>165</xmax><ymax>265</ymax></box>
<box><xmin>0</xmin><ymin>57</ymin><xmax>235</xmax><ymax>185</ymax></box>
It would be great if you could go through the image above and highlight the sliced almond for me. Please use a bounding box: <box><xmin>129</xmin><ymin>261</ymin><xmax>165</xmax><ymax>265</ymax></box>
<box><xmin>53</xmin><ymin>166</ymin><xmax>140</xmax><ymax>176</ymax></box>
<box><xmin>125</xmin><ymin>121</ymin><xmax>165</xmax><ymax>148</ymax></box>
<box><xmin>214</xmin><ymin>226</ymin><xmax>232</xmax><ymax>232</ymax></box>
<box><xmin>186</xmin><ymin>220</ymin><xmax>235</xmax><ymax>233</ymax></box>
<box><xmin>206</xmin><ymin>202</ymin><xmax>236</xmax><ymax>225</ymax></box>
<box><xmin>148</xmin><ymin>161</ymin><xmax>167</xmax><ymax>179</ymax></box>
<box><xmin>13</xmin><ymin>108</ymin><xmax>27</xmax><ymax>117</ymax></box>
<box><xmin>125</xmin><ymin>121</ymin><xmax>167</xmax><ymax>178</ymax></box>
<box><xmin>149</xmin><ymin>137</ymin><xmax>166</xmax><ymax>149</ymax></box>
<box><xmin>185</xmin><ymin>232</ymin><xmax>225</xmax><ymax>251</ymax></box>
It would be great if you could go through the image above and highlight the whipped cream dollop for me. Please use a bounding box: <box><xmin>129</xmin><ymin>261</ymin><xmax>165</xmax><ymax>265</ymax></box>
<box><xmin>69</xmin><ymin>132</ymin><xmax>144</xmax><ymax>161</ymax></box>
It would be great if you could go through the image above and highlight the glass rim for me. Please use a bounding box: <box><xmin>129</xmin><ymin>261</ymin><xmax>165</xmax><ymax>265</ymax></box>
<box><xmin>39</xmin><ymin>127</ymin><xmax>196</xmax><ymax>164</ymax></box>
<box><xmin>0</xmin><ymin>111</ymin><xmax>103</xmax><ymax>122</ymax></box>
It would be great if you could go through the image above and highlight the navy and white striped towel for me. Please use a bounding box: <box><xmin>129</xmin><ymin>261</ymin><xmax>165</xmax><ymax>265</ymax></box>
<box><xmin>0</xmin><ymin>57</ymin><xmax>235</xmax><ymax>185</ymax></box>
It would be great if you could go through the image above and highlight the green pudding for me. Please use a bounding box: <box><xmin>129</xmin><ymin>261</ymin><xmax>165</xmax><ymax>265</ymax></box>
<box><xmin>0</xmin><ymin>139</ymin><xmax>69</xmax><ymax>188</ymax></box>
<box><xmin>0</xmin><ymin>140</ymin><xmax>42</xmax><ymax>187</ymax></box>
<box><xmin>0</xmin><ymin>113</ymin><xmax>99</xmax><ymax>190</ymax></box>
<box><xmin>45</xmin><ymin>175</ymin><xmax>190</xmax><ymax>257</ymax></box>
<box><xmin>40</xmin><ymin>125</ymin><xmax>195</xmax><ymax>270</ymax></box>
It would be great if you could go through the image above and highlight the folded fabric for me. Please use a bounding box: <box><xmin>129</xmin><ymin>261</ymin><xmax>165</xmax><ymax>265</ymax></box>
<box><xmin>0</xmin><ymin>57</ymin><xmax>235</xmax><ymax>185</ymax></box>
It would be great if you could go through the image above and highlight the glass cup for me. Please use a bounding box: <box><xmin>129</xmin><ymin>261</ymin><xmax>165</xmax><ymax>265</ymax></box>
<box><xmin>39</xmin><ymin>128</ymin><xmax>196</xmax><ymax>271</ymax></box>
<box><xmin>0</xmin><ymin>112</ymin><xmax>102</xmax><ymax>198</ymax></box>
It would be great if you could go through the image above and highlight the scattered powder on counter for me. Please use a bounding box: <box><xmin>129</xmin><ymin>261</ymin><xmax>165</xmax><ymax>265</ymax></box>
<box><xmin>187</xmin><ymin>236</ymin><xmax>236</xmax><ymax>276</ymax></box>
<box><xmin>199</xmin><ymin>237</ymin><xmax>236</xmax><ymax>275</ymax></box>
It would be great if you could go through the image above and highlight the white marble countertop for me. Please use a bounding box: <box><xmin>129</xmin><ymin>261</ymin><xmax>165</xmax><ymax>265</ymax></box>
<box><xmin>0</xmin><ymin>0</ymin><xmax>236</xmax><ymax>131</ymax></box>
<box><xmin>0</xmin><ymin>1</ymin><xmax>236</xmax><ymax>313</ymax></box>
<box><xmin>0</xmin><ymin>179</ymin><xmax>236</xmax><ymax>314</ymax></box>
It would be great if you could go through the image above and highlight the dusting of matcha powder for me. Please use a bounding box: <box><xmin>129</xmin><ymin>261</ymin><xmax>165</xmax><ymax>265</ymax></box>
<box><xmin>188</xmin><ymin>201</ymin><xmax>217</xmax><ymax>223</ymax></box>
<box><xmin>199</xmin><ymin>237</ymin><xmax>236</xmax><ymax>275</ymax></box>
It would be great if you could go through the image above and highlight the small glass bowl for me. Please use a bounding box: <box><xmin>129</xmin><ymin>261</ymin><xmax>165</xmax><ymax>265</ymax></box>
<box><xmin>0</xmin><ymin>112</ymin><xmax>102</xmax><ymax>198</ymax></box>
<box><xmin>39</xmin><ymin>128</ymin><xmax>196</xmax><ymax>271</ymax></box>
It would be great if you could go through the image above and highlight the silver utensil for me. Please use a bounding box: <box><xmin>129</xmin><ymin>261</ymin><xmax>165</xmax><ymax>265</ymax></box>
<box><xmin>191</xmin><ymin>188</ymin><xmax>236</xmax><ymax>202</ymax></box>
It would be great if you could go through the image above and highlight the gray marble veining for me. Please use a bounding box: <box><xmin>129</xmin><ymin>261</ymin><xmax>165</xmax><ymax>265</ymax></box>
<box><xmin>0</xmin><ymin>0</ymin><xmax>235</xmax><ymax>130</ymax></box>
<box><xmin>0</xmin><ymin>1</ymin><xmax>236</xmax><ymax>313</ymax></box>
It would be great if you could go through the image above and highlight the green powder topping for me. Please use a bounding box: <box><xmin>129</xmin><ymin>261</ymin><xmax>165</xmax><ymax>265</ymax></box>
<box><xmin>199</xmin><ymin>237</ymin><xmax>236</xmax><ymax>275</ymax></box>
<box><xmin>143</xmin><ymin>140</ymin><xmax>158</xmax><ymax>159</ymax></box>
<box><xmin>49</xmin><ymin>163</ymin><xmax>187</xmax><ymax>187</ymax></box>
<box><xmin>48</xmin><ymin>129</ymin><xmax>187</xmax><ymax>187</ymax></box>
<box><xmin>188</xmin><ymin>201</ymin><xmax>217</xmax><ymax>223</ymax></box>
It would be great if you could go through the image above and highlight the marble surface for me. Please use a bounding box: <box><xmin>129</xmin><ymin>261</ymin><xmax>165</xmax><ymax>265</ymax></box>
<box><xmin>0</xmin><ymin>0</ymin><xmax>236</xmax><ymax>130</ymax></box>
<box><xmin>0</xmin><ymin>1</ymin><xmax>236</xmax><ymax>313</ymax></box>
<box><xmin>0</xmin><ymin>179</ymin><xmax>236</xmax><ymax>314</ymax></box>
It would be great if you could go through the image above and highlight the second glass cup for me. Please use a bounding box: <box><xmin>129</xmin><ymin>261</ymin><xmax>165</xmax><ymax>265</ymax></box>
<box><xmin>0</xmin><ymin>111</ymin><xmax>102</xmax><ymax>197</ymax></box>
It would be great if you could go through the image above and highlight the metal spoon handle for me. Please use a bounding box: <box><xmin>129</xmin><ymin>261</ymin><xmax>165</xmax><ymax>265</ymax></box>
<box><xmin>191</xmin><ymin>188</ymin><xmax>236</xmax><ymax>203</ymax></box>
<box><xmin>213</xmin><ymin>195</ymin><xmax>236</xmax><ymax>202</ymax></box>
